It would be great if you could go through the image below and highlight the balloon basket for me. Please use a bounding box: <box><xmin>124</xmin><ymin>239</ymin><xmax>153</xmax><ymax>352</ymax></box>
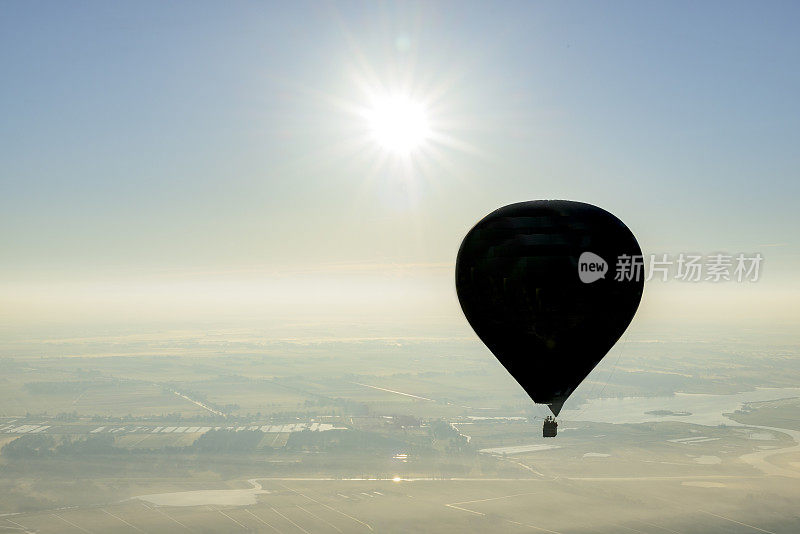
<box><xmin>543</xmin><ymin>417</ymin><xmax>558</xmax><ymax>438</ymax></box>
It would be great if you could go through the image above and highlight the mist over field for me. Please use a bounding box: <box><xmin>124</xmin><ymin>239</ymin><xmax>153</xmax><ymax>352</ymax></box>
<box><xmin>3</xmin><ymin>319</ymin><xmax>800</xmax><ymax>533</ymax></box>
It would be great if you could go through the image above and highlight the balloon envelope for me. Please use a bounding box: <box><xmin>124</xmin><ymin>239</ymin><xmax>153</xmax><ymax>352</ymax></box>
<box><xmin>455</xmin><ymin>200</ymin><xmax>644</xmax><ymax>416</ymax></box>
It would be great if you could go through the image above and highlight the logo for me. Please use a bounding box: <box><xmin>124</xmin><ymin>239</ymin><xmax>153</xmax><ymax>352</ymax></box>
<box><xmin>578</xmin><ymin>252</ymin><xmax>608</xmax><ymax>283</ymax></box>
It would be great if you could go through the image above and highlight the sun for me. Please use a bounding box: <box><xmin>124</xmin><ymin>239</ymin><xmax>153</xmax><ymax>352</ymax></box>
<box><xmin>365</xmin><ymin>95</ymin><xmax>431</xmax><ymax>155</ymax></box>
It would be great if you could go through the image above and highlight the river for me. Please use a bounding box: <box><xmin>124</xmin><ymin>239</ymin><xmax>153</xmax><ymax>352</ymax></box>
<box><xmin>558</xmin><ymin>387</ymin><xmax>800</xmax><ymax>427</ymax></box>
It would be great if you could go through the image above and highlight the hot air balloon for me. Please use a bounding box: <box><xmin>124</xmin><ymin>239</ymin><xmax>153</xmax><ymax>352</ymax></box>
<box><xmin>455</xmin><ymin>200</ymin><xmax>644</xmax><ymax>437</ymax></box>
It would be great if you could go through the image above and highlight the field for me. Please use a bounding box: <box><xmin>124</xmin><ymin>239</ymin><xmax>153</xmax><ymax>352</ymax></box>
<box><xmin>3</xmin><ymin>414</ymin><xmax>800</xmax><ymax>533</ymax></box>
<box><xmin>3</xmin><ymin>330</ymin><xmax>800</xmax><ymax>532</ymax></box>
<box><xmin>5</xmin><ymin>333</ymin><xmax>799</xmax><ymax>422</ymax></box>
<box><xmin>4</xmin><ymin>476</ymin><xmax>800</xmax><ymax>534</ymax></box>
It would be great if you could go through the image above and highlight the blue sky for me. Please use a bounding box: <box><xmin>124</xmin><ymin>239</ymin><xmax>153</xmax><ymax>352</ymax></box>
<box><xmin>2</xmin><ymin>1</ymin><xmax>799</xmax><ymax>333</ymax></box>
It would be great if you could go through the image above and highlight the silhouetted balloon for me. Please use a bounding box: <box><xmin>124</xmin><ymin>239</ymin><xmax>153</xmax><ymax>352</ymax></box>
<box><xmin>455</xmin><ymin>200</ymin><xmax>644</xmax><ymax>416</ymax></box>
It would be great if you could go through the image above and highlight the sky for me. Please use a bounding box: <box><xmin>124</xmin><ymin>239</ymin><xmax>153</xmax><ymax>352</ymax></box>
<box><xmin>2</xmin><ymin>1</ymin><xmax>799</xmax><ymax>337</ymax></box>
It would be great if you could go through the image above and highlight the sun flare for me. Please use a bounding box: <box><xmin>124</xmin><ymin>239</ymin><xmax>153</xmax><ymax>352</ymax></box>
<box><xmin>365</xmin><ymin>95</ymin><xmax>431</xmax><ymax>154</ymax></box>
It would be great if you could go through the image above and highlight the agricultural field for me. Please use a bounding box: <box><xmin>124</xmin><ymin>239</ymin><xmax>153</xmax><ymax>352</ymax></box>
<box><xmin>2</xmin><ymin>332</ymin><xmax>800</xmax><ymax>532</ymax></box>
<box><xmin>3</xmin><ymin>475</ymin><xmax>800</xmax><ymax>533</ymax></box>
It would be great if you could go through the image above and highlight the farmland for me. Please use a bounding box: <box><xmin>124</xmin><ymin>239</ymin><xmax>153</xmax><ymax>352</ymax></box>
<box><xmin>2</xmin><ymin>331</ymin><xmax>800</xmax><ymax>532</ymax></box>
